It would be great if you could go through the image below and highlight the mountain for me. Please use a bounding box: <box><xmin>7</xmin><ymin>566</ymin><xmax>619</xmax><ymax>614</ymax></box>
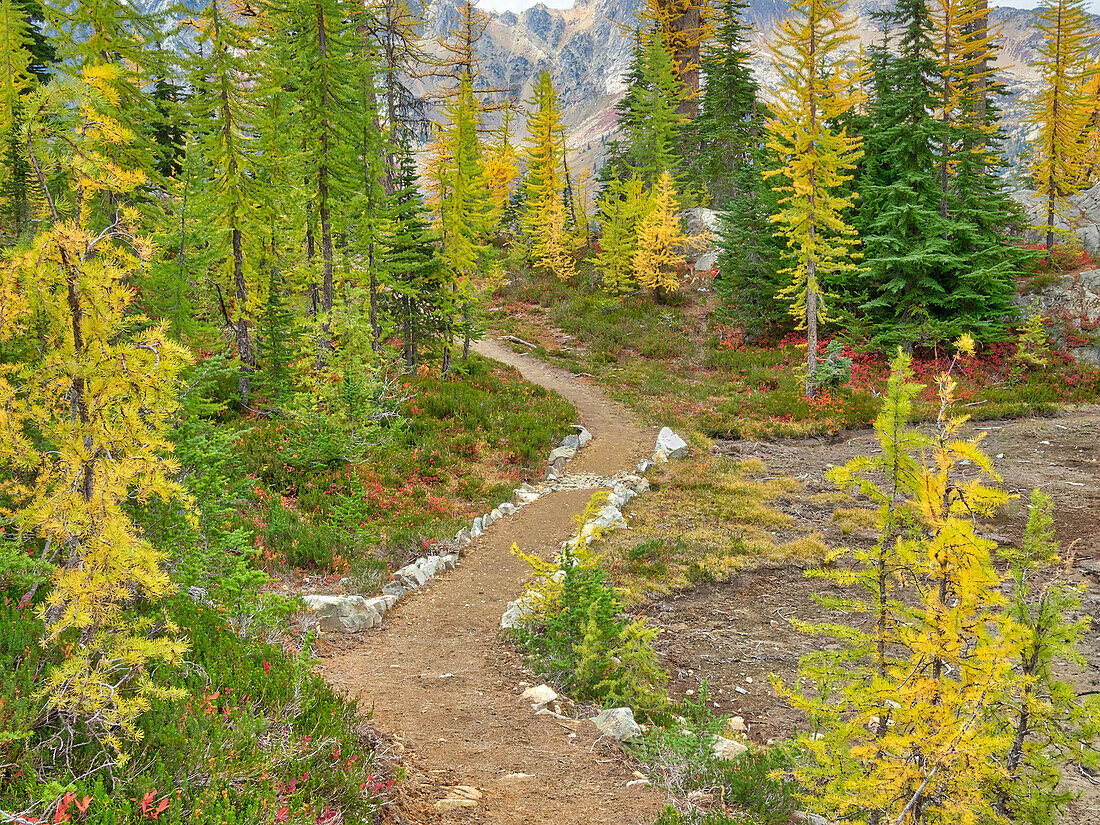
<box><xmin>420</xmin><ymin>0</ymin><xmax>1050</xmax><ymax>173</ymax></box>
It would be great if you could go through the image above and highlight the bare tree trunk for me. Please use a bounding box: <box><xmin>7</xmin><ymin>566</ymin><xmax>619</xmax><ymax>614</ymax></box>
<box><xmin>232</xmin><ymin>226</ymin><xmax>254</xmax><ymax>408</ymax></box>
<box><xmin>317</xmin><ymin>2</ymin><xmax>334</xmax><ymax>365</ymax></box>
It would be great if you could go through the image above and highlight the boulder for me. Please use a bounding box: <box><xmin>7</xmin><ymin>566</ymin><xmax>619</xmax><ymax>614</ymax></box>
<box><xmin>454</xmin><ymin>527</ymin><xmax>472</xmax><ymax>547</ymax></box>
<box><xmin>656</xmin><ymin>427</ymin><xmax>689</xmax><ymax>459</ymax></box>
<box><xmin>301</xmin><ymin>595</ymin><xmax>382</xmax><ymax>633</ymax></box>
<box><xmin>416</xmin><ymin>557</ymin><xmax>442</xmax><ymax>578</ymax></box>
<box><xmin>501</xmin><ymin>601</ymin><xmax>524</xmax><ymax>629</ymax></box>
<box><xmin>1015</xmin><ymin>268</ymin><xmax>1100</xmax><ymax>365</ymax></box>
<box><xmin>394</xmin><ymin>563</ymin><xmax>428</xmax><ymax>588</ymax></box>
<box><xmin>637</xmin><ymin>459</ymin><xmax>656</xmax><ymax>474</ymax></box>
<box><xmin>561</xmin><ymin>433</ymin><xmax>582</xmax><ymax>451</ymax></box>
<box><xmin>499</xmin><ymin>502</ymin><xmax>516</xmax><ymax>516</ymax></box>
<box><xmin>520</xmin><ymin>684</ymin><xmax>558</xmax><ymax>709</ymax></box>
<box><xmin>678</xmin><ymin>208</ymin><xmax>720</xmax><ymax>259</ymax></box>
<box><xmin>516</xmin><ymin>489</ymin><xmax>541</xmax><ymax>503</ymax></box>
<box><xmin>694</xmin><ymin>249</ymin><xmax>719</xmax><ymax>273</ymax></box>
<box><xmin>594</xmin><ymin>505</ymin><xmax>627</xmax><ymax>529</ymax></box>
<box><xmin>712</xmin><ymin>735</ymin><xmax>748</xmax><ymax>760</ymax></box>
<box><xmin>382</xmin><ymin>581</ymin><xmax>407</xmax><ymax>598</ymax></box>
<box><xmin>472</xmin><ymin>516</ymin><xmax>484</xmax><ymax>533</ymax></box>
<box><xmin>548</xmin><ymin>445</ymin><xmax>577</xmax><ymax>463</ymax></box>
<box><xmin>1011</xmin><ymin>183</ymin><xmax>1100</xmax><ymax>253</ymax></box>
<box><xmin>572</xmin><ymin>425</ymin><xmax>593</xmax><ymax>446</ymax></box>
<box><xmin>591</xmin><ymin>707</ymin><xmax>643</xmax><ymax>743</ymax></box>
<box><xmin>440</xmin><ymin>554</ymin><xmax>459</xmax><ymax>571</ymax></box>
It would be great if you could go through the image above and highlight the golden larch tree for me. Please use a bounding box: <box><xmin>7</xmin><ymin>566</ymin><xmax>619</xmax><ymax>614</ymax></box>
<box><xmin>633</xmin><ymin>171</ymin><xmax>689</xmax><ymax>297</ymax></box>
<box><xmin>0</xmin><ymin>69</ymin><xmax>192</xmax><ymax>757</ymax></box>
<box><xmin>765</xmin><ymin>0</ymin><xmax>863</xmax><ymax>398</ymax></box>
<box><xmin>1028</xmin><ymin>0</ymin><xmax>1093</xmax><ymax>250</ymax></box>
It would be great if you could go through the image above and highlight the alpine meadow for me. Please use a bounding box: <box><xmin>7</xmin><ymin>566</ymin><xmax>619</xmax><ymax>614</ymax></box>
<box><xmin>2</xmin><ymin>0</ymin><xmax>1100</xmax><ymax>822</ymax></box>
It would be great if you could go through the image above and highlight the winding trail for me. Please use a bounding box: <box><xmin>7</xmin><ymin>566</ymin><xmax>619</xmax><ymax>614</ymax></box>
<box><xmin>320</xmin><ymin>340</ymin><xmax>662</xmax><ymax>824</ymax></box>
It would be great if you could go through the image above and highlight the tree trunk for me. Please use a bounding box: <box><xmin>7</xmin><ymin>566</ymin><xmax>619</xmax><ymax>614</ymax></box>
<box><xmin>232</xmin><ymin>226</ymin><xmax>254</xmax><ymax>408</ymax></box>
<box><xmin>806</xmin><ymin>279</ymin><xmax>817</xmax><ymax>399</ymax></box>
<box><xmin>317</xmin><ymin>2</ymin><xmax>334</xmax><ymax>365</ymax></box>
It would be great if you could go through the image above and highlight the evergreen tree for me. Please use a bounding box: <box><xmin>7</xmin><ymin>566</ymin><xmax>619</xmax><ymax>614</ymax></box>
<box><xmin>636</xmin><ymin>0</ymin><xmax>713</xmax><ymax>115</ymax></box>
<box><xmin>190</xmin><ymin>0</ymin><xmax>261</xmax><ymax>408</ymax></box>
<box><xmin>686</xmin><ymin>0</ymin><xmax>763</xmax><ymax>207</ymax></box>
<box><xmin>624</xmin><ymin>32</ymin><xmax>686</xmax><ymax>185</ymax></box>
<box><xmin>1028</xmin><ymin>0</ymin><xmax>1093</xmax><ymax>250</ymax></box>
<box><xmin>0</xmin><ymin>0</ymin><xmax>35</xmax><ymax>238</ymax></box>
<box><xmin>384</xmin><ymin>141</ymin><xmax>443</xmax><ymax>372</ymax></box>
<box><xmin>594</xmin><ymin>173</ymin><xmax>647</xmax><ymax>294</ymax></box>
<box><xmin>765</xmin><ymin>0</ymin><xmax>863</xmax><ymax>396</ymax></box>
<box><xmin>435</xmin><ymin>75</ymin><xmax>496</xmax><ymax>371</ymax></box>
<box><xmin>859</xmin><ymin>1</ymin><xmax>961</xmax><ymax>346</ymax></box>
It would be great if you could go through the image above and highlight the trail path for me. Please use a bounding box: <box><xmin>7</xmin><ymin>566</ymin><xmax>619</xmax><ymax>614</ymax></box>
<box><xmin>320</xmin><ymin>340</ymin><xmax>662</xmax><ymax>825</ymax></box>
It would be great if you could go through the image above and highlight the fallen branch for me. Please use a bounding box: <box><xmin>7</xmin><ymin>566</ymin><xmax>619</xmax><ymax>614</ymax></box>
<box><xmin>503</xmin><ymin>335</ymin><xmax>537</xmax><ymax>350</ymax></box>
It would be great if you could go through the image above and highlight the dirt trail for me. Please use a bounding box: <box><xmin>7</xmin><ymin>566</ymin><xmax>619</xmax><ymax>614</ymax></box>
<box><xmin>320</xmin><ymin>341</ymin><xmax>661</xmax><ymax>825</ymax></box>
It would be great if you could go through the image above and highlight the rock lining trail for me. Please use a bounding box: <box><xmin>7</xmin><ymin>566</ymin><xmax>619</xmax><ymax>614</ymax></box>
<box><xmin>320</xmin><ymin>339</ymin><xmax>663</xmax><ymax>824</ymax></box>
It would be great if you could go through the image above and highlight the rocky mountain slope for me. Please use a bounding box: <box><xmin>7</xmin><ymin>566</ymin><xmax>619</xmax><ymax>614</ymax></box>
<box><xmin>421</xmin><ymin>0</ymin><xmax>1047</xmax><ymax>171</ymax></box>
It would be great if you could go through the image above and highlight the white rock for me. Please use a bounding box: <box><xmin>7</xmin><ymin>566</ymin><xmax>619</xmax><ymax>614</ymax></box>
<box><xmin>637</xmin><ymin>459</ymin><xmax>656</xmax><ymax>473</ymax></box>
<box><xmin>301</xmin><ymin>595</ymin><xmax>381</xmax><ymax>633</ymax></box>
<box><xmin>516</xmin><ymin>489</ymin><xmax>540</xmax><ymax>503</ymax></box>
<box><xmin>591</xmin><ymin>707</ymin><xmax>643</xmax><ymax>743</ymax></box>
<box><xmin>548</xmin><ymin>445</ymin><xmax>577</xmax><ymax>463</ymax></box>
<box><xmin>394</xmin><ymin>563</ymin><xmax>428</xmax><ymax>587</ymax></box>
<box><xmin>472</xmin><ymin>516</ymin><xmax>484</xmax><ymax>533</ymax></box>
<box><xmin>572</xmin><ymin>424</ymin><xmax>593</xmax><ymax>445</ymax></box>
<box><xmin>729</xmin><ymin>716</ymin><xmax>748</xmax><ymax>734</ymax></box>
<box><xmin>483</xmin><ymin>512</ymin><xmax>496</xmax><ymax>528</ymax></box>
<box><xmin>656</xmin><ymin>427</ymin><xmax>690</xmax><ymax>460</ymax></box>
<box><xmin>417</xmin><ymin>557</ymin><xmax>442</xmax><ymax>578</ymax></box>
<box><xmin>501</xmin><ymin>602</ymin><xmax>524</xmax><ymax>629</ymax></box>
<box><xmin>561</xmin><ymin>433</ymin><xmax>582</xmax><ymax>450</ymax></box>
<box><xmin>499</xmin><ymin>502</ymin><xmax>516</xmax><ymax>516</ymax></box>
<box><xmin>491</xmin><ymin>508</ymin><xmax>502</xmax><ymax>521</ymax></box>
<box><xmin>454</xmin><ymin>527</ymin><xmax>471</xmax><ymax>547</ymax></box>
<box><xmin>594</xmin><ymin>505</ymin><xmax>627</xmax><ymax>529</ymax></box>
<box><xmin>521</xmin><ymin>684</ymin><xmax>558</xmax><ymax>709</ymax></box>
<box><xmin>364</xmin><ymin>596</ymin><xmax>392</xmax><ymax>615</ymax></box>
<box><xmin>712</xmin><ymin>735</ymin><xmax>748</xmax><ymax>760</ymax></box>
<box><xmin>440</xmin><ymin>554</ymin><xmax>459</xmax><ymax>571</ymax></box>
<box><xmin>653</xmin><ymin>450</ymin><xmax>668</xmax><ymax>464</ymax></box>
<box><xmin>694</xmin><ymin>249</ymin><xmax>719</xmax><ymax>273</ymax></box>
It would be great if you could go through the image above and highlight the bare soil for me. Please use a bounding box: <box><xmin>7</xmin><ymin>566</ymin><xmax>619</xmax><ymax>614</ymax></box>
<box><xmin>318</xmin><ymin>341</ymin><xmax>663</xmax><ymax>825</ymax></box>
<box><xmin>648</xmin><ymin>410</ymin><xmax>1100</xmax><ymax>824</ymax></box>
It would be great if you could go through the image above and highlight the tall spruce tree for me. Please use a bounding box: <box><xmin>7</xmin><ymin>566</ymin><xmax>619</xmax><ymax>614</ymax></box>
<box><xmin>0</xmin><ymin>0</ymin><xmax>35</xmax><ymax>238</ymax></box>
<box><xmin>686</xmin><ymin>0</ymin><xmax>762</xmax><ymax>207</ymax></box>
<box><xmin>385</xmin><ymin>141</ymin><xmax>442</xmax><ymax>371</ymax></box>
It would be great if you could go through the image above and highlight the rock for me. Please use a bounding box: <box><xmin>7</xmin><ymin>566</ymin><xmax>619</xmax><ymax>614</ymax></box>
<box><xmin>637</xmin><ymin>459</ymin><xmax>655</xmax><ymax>473</ymax></box>
<box><xmin>301</xmin><ymin>595</ymin><xmax>382</xmax><ymax>633</ymax></box>
<box><xmin>381</xmin><ymin>582</ymin><xmax>407</xmax><ymax>598</ymax></box>
<box><xmin>594</xmin><ymin>505</ymin><xmax>627</xmax><ymax>529</ymax></box>
<box><xmin>491</xmin><ymin>508</ymin><xmax>502</xmax><ymax>521</ymax></box>
<box><xmin>656</xmin><ymin>427</ymin><xmax>690</xmax><ymax>459</ymax></box>
<box><xmin>454</xmin><ymin>527</ymin><xmax>471</xmax><ymax>547</ymax></box>
<box><xmin>501</xmin><ymin>602</ymin><xmax>524</xmax><ymax>629</ymax></box>
<box><xmin>712</xmin><ymin>735</ymin><xmax>748</xmax><ymax>760</ymax></box>
<box><xmin>472</xmin><ymin>516</ymin><xmax>484</xmax><ymax>533</ymax></box>
<box><xmin>678</xmin><ymin>208</ymin><xmax>720</xmax><ymax>258</ymax></box>
<box><xmin>394</xmin><ymin>563</ymin><xmax>428</xmax><ymax>587</ymax></box>
<box><xmin>694</xmin><ymin>249</ymin><xmax>719</xmax><ymax>273</ymax></box>
<box><xmin>788</xmin><ymin>813</ymin><xmax>830</xmax><ymax>825</ymax></box>
<box><xmin>572</xmin><ymin>424</ymin><xmax>593</xmax><ymax>445</ymax></box>
<box><xmin>416</xmin><ymin>556</ymin><xmax>442</xmax><ymax>578</ymax></box>
<box><xmin>561</xmin><ymin>433</ymin><xmax>582</xmax><ymax>450</ymax></box>
<box><xmin>653</xmin><ymin>450</ymin><xmax>668</xmax><ymax>464</ymax></box>
<box><xmin>499</xmin><ymin>502</ymin><xmax>516</xmax><ymax>516</ymax></box>
<box><xmin>516</xmin><ymin>489</ymin><xmax>540</xmax><ymax>503</ymax></box>
<box><xmin>483</xmin><ymin>512</ymin><xmax>496</xmax><ymax>528</ymax></box>
<box><xmin>434</xmin><ymin>786</ymin><xmax>482</xmax><ymax>810</ymax></box>
<box><xmin>187</xmin><ymin>586</ymin><xmax>208</xmax><ymax>603</ymax></box>
<box><xmin>365</xmin><ymin>596</ymin><xmax>392</xmax><ymax>615</ymax></box>
<box><xmin>1012</xmin><ymin>183</ymin><xmax>1100</xmax><ymax>253</ymax></box>
<box><xmin>548</xmin><ymin>445</ymin><xmax>577</xmax><ymax>463</ymax></box>
<box><xmin>521</xmin><ymin>684</ymin><xmax>559</xmax><ymax>708</ymax></box>
<box><xmin>728</xmin><ymin>716</ymin><xmax>748</xmax><ymax>734</ymax></box>
<box><xmin>440</xmin><ymin>554</ymin><xmax>459</xmax><ymax>571</ymax></box>
<box><xmin>376</xmin><ymin>593</ymin><xmax>399</xmax><ymax>610</ymax></box>
<box><xmin>1079</xmin><ymin>559</ymin><xmax>1100</xmax><ymax>575</ymax></box>
<box><xmin>1015</xmin><ymin>268</ymin><xmax>1100</xmax><ymax>363</ymax></box>
<box><xmin>551</xmin><ymin>457</ymin><xmax>567</xmax><ymax>474</ymax></box>
<box><xmin>591</xmin><ymin>707</ymin><xmax>643</xmax><ymax>743</ymax></box>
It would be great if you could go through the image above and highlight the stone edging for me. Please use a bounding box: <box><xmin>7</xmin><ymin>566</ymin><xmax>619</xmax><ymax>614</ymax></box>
<box><xmin>299</xmin><ymin>424</ymin><xmax>594</xmax><ymax>634</ymax></box>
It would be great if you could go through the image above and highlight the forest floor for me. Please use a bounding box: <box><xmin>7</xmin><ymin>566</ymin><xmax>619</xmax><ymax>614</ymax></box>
<box><xmin>317</xmin><ymin>339</ymin><xmax>666</xmax><ymax>825</ymax></box>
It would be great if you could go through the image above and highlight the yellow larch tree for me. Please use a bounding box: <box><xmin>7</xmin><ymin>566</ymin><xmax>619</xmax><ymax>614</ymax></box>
<box><xmin>1028</xmin><ymin>0</ymin><xmax>1093</xmax><ymax>250</ymax></box>
<box><xmin>486</xmin><ymin>101</ymin><xmax>520</xmax><ymax>218</ymax></box>
<box><xmin>521</xmin><ymin>71</ymin><xmax>573</xmax><ymax>279</ymax></box>
<box><xmin>636</xmin><ymin>0</ymin><xmax>715</xmax><ymax>115</ymax></box>
<box><xmin>0</xmin><ymin>69</ymin><xmax>192</xmax><ymax>758</ymax></box>
<box><xmin>765</xmin><ymin>0</ymin><xmax>863</xmax><ymax>398</ymax></box>
<box><xmin>633</xmin><ymin>171</ymin><xmax>689</xmax><ymax>297</ymax></box>
<box><xmin>930</xmin><ymin>0</ymin><xmax>1000</xmax><ymax>208</ymax></box>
